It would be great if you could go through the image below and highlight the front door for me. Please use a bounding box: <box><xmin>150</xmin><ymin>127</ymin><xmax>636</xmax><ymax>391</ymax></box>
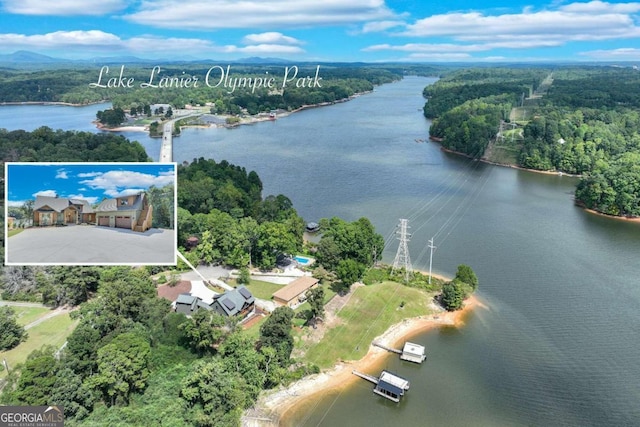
<box><xmin>40</xmin><ymin>212</ymin><xmax>52</xmax><ymax>226</ymax></box>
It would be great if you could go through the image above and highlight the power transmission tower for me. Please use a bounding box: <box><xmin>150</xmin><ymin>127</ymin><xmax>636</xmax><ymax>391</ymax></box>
<box><xmin>428</xmin><ymin>237</ymin><xmax>436</xmax><ymax>284</ymax></box>
<box><xmin>392</xmin><ymin>219</ymin><xmax>413</xmax><ymax>282</ymax></box>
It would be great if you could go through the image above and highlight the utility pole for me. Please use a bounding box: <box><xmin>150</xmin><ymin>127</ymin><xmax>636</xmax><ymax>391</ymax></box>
<box><xmin>392</xmin><ymin>219</ymin><xmax>413</xmax><ymax>282</ymax></box>
<box><xmin>428</xmin><ymin>237</ymin><xmax>436</xmax><ymax>284</ymax></box>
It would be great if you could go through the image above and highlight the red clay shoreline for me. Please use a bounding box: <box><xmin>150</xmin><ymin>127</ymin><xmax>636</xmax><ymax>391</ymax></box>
<box><xmin>248</xmin><ymin>293</ymin><xmax>484</xmax><ymax>426</ymax></box>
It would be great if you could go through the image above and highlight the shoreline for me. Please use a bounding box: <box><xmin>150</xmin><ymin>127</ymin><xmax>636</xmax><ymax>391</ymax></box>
<box><xmin>583</xmin><ymin>207</ymin><xmax>640</xmax><ymax>223</ymax></box>
<box><xmin>249</xmin><ymin>293</ymin><xmax>484</xmax><ymax>426</ymax></box>
<box><xmin>437</xmin><ymin>143</ymin><xmax>582</xmax><ymax>178</ymax></box>
<box><xmin>0</xmin><ymin>100</ymin><xmax>108</xmax><ymax>107</ymax></box>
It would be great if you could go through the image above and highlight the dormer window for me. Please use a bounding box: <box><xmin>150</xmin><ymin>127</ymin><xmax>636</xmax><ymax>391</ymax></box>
<box><xmin>120</xmin><ymin>199</ymin><xmax>128</xmax><ymax>206</ymax></box>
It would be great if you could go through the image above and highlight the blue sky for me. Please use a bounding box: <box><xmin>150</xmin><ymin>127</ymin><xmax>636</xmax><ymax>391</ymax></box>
<box><xmin>6</xmin><ymin>163</ymin><xmax>176</xmax><ymax>207</ymax></box>
<box><xmin>1</xmin><ymin>1</ymin><xmax>640</xmax><ymax>62</ymax></box>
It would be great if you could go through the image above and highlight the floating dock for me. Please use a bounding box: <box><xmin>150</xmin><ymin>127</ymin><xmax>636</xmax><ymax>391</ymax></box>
<box><xmin>373</xmin><ymin>341</ymin><xmax>427</xmax><ymax>364</ymax></box>
<box><xmin>352</xmin><ymin>369</ymin><xmax>410</xmax><ymax>403</ymax></box>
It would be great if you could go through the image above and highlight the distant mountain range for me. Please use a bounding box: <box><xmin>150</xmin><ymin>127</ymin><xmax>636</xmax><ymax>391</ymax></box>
<box><xmin>0</xmin><ymin>50</ymin><xmax>295</xmax><ymax>67</ymax></box>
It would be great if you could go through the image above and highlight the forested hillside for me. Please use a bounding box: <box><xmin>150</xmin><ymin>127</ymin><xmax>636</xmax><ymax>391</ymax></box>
<box><xmin>424</xmin><ymin>66</ymin><xmax>640</xmax><ymax>218</ymax></box>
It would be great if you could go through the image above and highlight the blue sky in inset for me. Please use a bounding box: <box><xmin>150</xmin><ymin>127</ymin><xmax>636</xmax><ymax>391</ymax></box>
<box><xmin>6</xmin><ymin>163</ymin><xmax>175</xmax><ymax>207</ymax></box>
<box><xmin>1</xmin><ymin>1</ymin><xmax>640</xmax><ymax>62</ymax></box>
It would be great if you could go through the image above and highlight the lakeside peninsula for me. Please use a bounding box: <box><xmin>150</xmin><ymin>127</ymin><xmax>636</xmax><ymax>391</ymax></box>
<box><xmin>424</xmin><ymin>67</ymin><xmax>640</xmax><ymax>221</ymax></box>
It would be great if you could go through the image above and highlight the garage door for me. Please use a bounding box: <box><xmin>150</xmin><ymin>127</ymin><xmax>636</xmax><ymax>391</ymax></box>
<box><xmin>98</xmin><ymin>217</ymin><xmax>110</xmax><ymax>226</ymax></box>
<box><xmin>115</xmin><ymin>216</ymin><xmax>131</xmax><ymax>229</ymax></box>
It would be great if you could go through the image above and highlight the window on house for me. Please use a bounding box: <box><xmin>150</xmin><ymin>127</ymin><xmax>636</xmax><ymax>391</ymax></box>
<box><xmin>120</xmin><ymin>199</ymin><xmax>128</xmax><ymax>205</ymax></box>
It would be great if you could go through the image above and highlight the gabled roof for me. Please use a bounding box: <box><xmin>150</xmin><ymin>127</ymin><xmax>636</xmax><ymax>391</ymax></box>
<box><xmin>70</xmin><ymin>199</ymin><xmax>94</xmax><ymax>214</ymax></box>
<box><xmin>34</xmin><ymin>195</ymin><xmax>72</xmax><ymax>212</ymax></box>
<box><xmin>213</xmin><ymin>285</ymin><xmax>255</xmax><ymax>316</ymax></box>
<box><xmin>272</xmin><ymin>276</ymin><xmax>319</xmax><ymax>302</ymax></box>
<box><xmin>34</xmin><ymin>195</ymin><xmax>95</xmax><ymax>213</ymax></box>
<box><xmin>95</xmin><ymin>192</ymin><xmax>145</xmax><ymax>213</ymax></box>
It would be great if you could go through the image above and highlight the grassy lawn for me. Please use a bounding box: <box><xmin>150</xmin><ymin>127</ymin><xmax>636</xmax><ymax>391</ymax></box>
<box><xmin>7</xmin><ymin>229</ymin><xmax>24</xmax><ymax>237</ymax></box>
<box><xmin>10</xmin><ymin>306</ymin><xmax>51</xmax><ymax>326</ymax></box>
<box><xmin>301</xmin><ymin>282</ymin><xmax>436</xmax><ymax>369</ymax></box>
<box><xmin>241</xmin><ymin>279</ymin><xmax>284</xmax><ymax>300</ymax></box>
<box><xmin>0</xmin><ymin>313</ymin><xmax>79</xmax><ymax>379</ymax></box>
<box><xmin>488</xmin><ymin>144</ymin><xmax>521</xmax><ymax>165</ymax></box>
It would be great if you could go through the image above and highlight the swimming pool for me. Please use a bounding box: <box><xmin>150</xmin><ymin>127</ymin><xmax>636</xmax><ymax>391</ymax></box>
<box><xmin>294</xmin><ymin>255</ymin><xmax>314</xmax><ymax>265</ymax></box>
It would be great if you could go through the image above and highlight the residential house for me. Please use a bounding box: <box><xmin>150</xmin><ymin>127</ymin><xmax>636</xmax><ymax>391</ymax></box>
<box><xmin>272</xmin><ymin>276</ymin><xmax>319</xmax><ymax>308</ymax></box>
<box><xmin>210</xmin><ymin>285</ymin><xmax>255</xmax><ymax>318</ymax></box>
<box><xmin>174</xmin><ymin>293</ymin><xmax>213</xmax><ymax>316</ymax></box>
<box><xmin>33</xmin><ymin>196</ymin><xmax>96</xmax><ymax>226</ymax></box>
<box><xmin>173</xmin><ymin>285</ymin><xmax>255</xmax><ymax>320</ymax></box>
<box><xmin>94</xmin><ymin>191</ymin><xmax>153</xmax><ymax>232</ymax></box>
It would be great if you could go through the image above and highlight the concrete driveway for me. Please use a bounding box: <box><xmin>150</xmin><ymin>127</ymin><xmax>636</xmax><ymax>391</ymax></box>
<box><xmin>6</xmin><ymin>225</ymin><xmax>176</xmax><ymax>265</ymax></box>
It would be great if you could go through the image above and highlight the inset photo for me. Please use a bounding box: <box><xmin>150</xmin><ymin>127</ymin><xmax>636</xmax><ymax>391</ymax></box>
<box><xmin>5</xmin><ymin>162</ymin><xmax>177</xmax><ymax>265</ymax></box>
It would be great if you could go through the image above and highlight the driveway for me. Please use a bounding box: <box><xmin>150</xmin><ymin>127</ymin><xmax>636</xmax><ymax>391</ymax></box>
<box><xmin>6</xmin><ymin>225</ymin><xmax>176</xmax><ymax>265</ymax></box>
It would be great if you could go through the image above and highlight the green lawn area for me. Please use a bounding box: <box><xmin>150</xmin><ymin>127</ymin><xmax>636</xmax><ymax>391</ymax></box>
<box><xmin>241</xmin><ymin>279</ymin><xmax>284</xmax><ymax>300</ymax></box>
<box><xmin>10</xmin><ymin>306</ymin><xmax>51</xmax><ymax>326</ymax></box>
<box><xmin>0</xmin><ymin>313</ymin><xmax>79</xmax><ymax>379</ymax></box>
<box><xmin>7</xmin><ymin>229</ymin><xmax>24</xmax><ymax>237</ymax></box>
<box><xmin>301</xmin><ymin>282</ymin><xmax>436</xmax><ymax>369</ymax></box>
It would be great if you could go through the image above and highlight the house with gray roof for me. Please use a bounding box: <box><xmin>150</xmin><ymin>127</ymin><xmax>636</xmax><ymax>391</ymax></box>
<box><xmin>174</xmin><ymin>293</ymin><xmax>213</xmax><ymax>316</ymax></box>
<box><xmin>94</xmin><ymin>191</ymin><xmax>153</xmax><ymax>232</ymax></box>
<box><xmin>210</xmin><ymin>285</ymin><xmax>255</xmax><ymax>318</ymax></box>
<box><xmin>173</xmin><ymin>285</ymin><xmax>255</xmax><ymax>319</ymax></box>
<box><xmin>33</xmin><ymin>195</ymin><xmax>96</xmax><ymax>226</ymax></box>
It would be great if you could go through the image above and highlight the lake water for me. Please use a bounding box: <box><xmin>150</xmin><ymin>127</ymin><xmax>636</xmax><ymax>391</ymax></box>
<box><xmin>2</xmin><ymin>77</ymin><xmax>640</xmax><ymax>426</ymax></box>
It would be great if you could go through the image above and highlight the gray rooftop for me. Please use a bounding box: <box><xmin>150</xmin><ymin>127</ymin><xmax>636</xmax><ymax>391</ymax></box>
<box><xmin>34</xmin><ymin>195</ymin><xmax>93</xmax><ymax>213</ymax></box>
<box><xmin>214</xmin><ymin>285</ymin><xmax>255</xmax><ymax>316</ymax></box>
<box><xmin>95</xmin><ymin>192</ymin><xmax>144</xmax><ymax>212</ymax></box>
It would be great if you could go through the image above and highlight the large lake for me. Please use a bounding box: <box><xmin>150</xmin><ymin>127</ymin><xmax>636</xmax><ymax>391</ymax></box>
<box><xmin>2</xmin><ymin>77</ymin><xmax>639</xmax><ymax>426</ymax></box>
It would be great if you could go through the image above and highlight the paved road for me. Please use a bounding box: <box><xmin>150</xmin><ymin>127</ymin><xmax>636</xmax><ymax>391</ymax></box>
<box><xmin>159</xmin><ymin>113</ymin><xmax>201</xmax><ymax>163</ymax></box>
<box><xmin>0</xmin><ymin>301</ymin><xmax>46</xmax><ymax>308</ymax></box>
<box><xmin>6</xmin><ymin>225</ymin><xmax>176</xmax><ymax>264</ymax></box>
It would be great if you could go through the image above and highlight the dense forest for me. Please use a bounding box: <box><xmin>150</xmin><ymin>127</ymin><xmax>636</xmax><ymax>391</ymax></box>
<box><xmin>0</xmin><ymin>65</ymin><xmax>404</xmax><ymax>117</ymax></box>
<box><xmin>177</xmin><ymin>158</ymin><xmax>305</xmax><ymax>270</ymax></box>
<box><xmin>424</xmin><ymin>66</ymin><xmax>640</xmax><ymax>217</ymax></box>
<box><xmin>0</xmin><ymin>266</ymin><xmax>309</xmax><ymax>426</ymax></box>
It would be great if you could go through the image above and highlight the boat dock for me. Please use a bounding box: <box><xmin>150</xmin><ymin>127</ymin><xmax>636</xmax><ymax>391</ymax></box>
<box><xmin>352</xmin><ymin>370</ymin><xmax>410</xmax><ymax>403</ymax></box>
<box><xmin>373</xmin><ymin>341</ymin><xmax>427</xmax><ymax>363</ymax></box>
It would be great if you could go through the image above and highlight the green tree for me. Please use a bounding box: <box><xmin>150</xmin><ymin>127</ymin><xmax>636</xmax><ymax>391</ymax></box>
<box><xmin>441</xmin><ymin>281</ymin><xmax>464</xmax><ymax>311</ymax></box>
<box><xmin>259</xmin><ymin>307</ymin><xmax>295</xmax><ymax>365</ymax></box>
<box><xmin>335</xmin><ymin>258</ymin><xmax>365</xmax><ymax>289</ymax></box>
<box><xmin>89</xmin><ymin>332</ymin><xmax>151</xmax><ymax>406</ymax></box>
<box><xmin>180</xmin><ymin>358</ymin><xmax>248</xmax><ymax>427</ymax></box>
<box><xmin>237</xmin><ymin>267</ymin><xmax>251</xmax><ymax>285</ymax></box>
<box><xmin>455</xmin><ymin>264</ymin><xmax>479</xmax><ymax>290</ymax></box>
<box><xmin>0</xmin><ymin>306</ymin><xmax>27</xmax><ymax>350</ymax></box>
<box><xmin>179</xmin><ymin>309</ymin><xmax>228</xmax><ymax>355</ymax></box>
<box><xmin>5</xmin><ymin>347</ymin><xmax>58</xmax><ymax>405</ymax></box>
<box><xmin>307</xmin><ymin>286</ymin><xmax>325</xmax><ymax>320</ymax></box>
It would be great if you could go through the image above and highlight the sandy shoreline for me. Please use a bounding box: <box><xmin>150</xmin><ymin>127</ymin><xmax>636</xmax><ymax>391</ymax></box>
<box><xmin>248</xmin><ymin>293</ymin><xmax>484</xmax><ymax>426</ymax></box>
<box><xmin>583</xmin><ymin>208</ymin><xmax>640</xmax><ymax>223</ymax></box>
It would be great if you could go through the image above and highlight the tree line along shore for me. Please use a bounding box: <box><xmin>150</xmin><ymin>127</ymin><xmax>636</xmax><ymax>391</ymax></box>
<box><xmin>424</xmin><ymin>66</ymin><xmax>640</xmax><ymax>219</ymax></box>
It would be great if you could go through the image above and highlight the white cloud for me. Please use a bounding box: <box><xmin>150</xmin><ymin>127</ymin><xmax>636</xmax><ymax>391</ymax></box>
<box><xmin>559</xmin><ymin>1</ymin><xmax>640</xmax><ymax>13</ymax></box>
<box><xmin>579</xmin><ymin>47</ymin><xmax>640</xmax><ymax>59</ymax></box>
<box><xmin>7</xmin><ymin>200</ymin><xmax>27</xmax><ymax>208</ymax></box>
<box><xmin>105</xmin><ymin>188</ymin><xmax>147</xmax><ymax>198</ymax></box>
<box><xmin>363</xmin><ymin>39</ymin><xmax>563</xmax><ymax>54</ymax></box>
<box><xmin>33</xmin><ymin>190</ymin><xmax>57</xmax><ymax>197</ymax></box>
<box><xmin>0</xmin><ymin>31</ymin><xmax>123</xmax><ymax>52</ymax></box>
<box><xmin>361</xmin><ymin>20</ymin><xmax>405</xmax><ymax>33</ymax></box>
<box><xmin>55</xmin><ymin>168</ymin><xmax>69</xmax><ymax>179</ymax></box>
<box><xmin>79</xmin><ymin>169</ymin><xmax>175</xmax><ymax>197</ymax></box>
<box><xmin>2</xmin><ymin>0</ymin><xmax>127</xmax><ymax>16</ymax></box>
<box><xmin>242</xmin><ymin>32</ymin><xmax>303</xmax><ymax>45</ymax></box>
<box><xmin>399</xmin><ymin>3</ymin><xmax>640</xmax><ymax>43</ymax></box>
<box><xmin>223</xmin><ymin>44</ymin><xmax>305</xmax><ymax>54</ymax></box>
<box><xmin>0</xmin><ymin>30</ymin><xmax>306</xmax><ymax>57</ymax></box>
<box><xmin>125</xmin><ymin>0</ymin><xmax>395</xmax><ymax>29</ymax></box>
<box><xmin>77</xmin><ymin>172</ymin><xmax>103</xmax><ymax>178</ymax></box>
